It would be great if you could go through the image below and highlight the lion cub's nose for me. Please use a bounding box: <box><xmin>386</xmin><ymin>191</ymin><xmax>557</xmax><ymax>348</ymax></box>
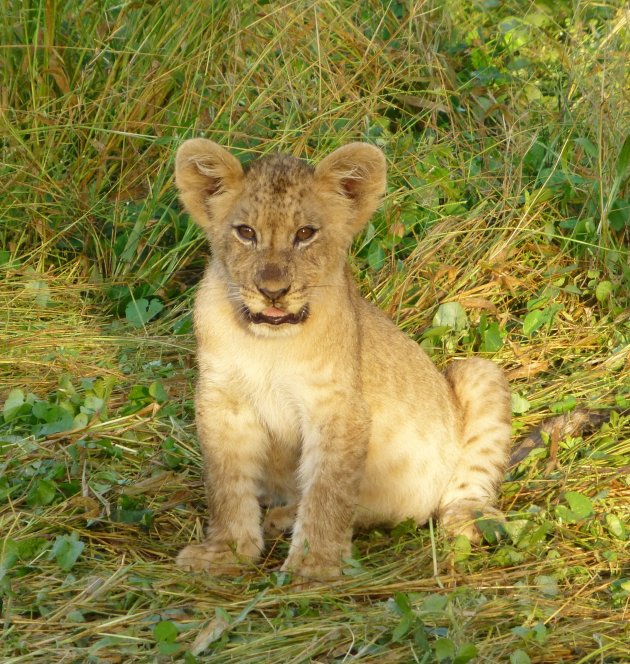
<box><xmin>258</xmin><ymin>286</ymin><xmax>289</xmax><ymax>302</ymax></box>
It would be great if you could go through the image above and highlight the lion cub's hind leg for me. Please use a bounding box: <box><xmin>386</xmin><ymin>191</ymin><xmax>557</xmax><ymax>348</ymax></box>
<box><xmin>439</xmin><ymin>358</ymin><xmax>511</xmax><ymax>542</ymax></box>
<box><xmin>263</xmin><ymin>504</ymin><xmax>297</xmax><ymax>537</ymax></box>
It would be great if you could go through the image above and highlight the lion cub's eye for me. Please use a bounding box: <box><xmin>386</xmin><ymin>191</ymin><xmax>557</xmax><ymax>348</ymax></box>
<box><xmin>235</xmin><ymin>225</ymin><xmax>256</xmax><ymax>242</ymax></box>
<box><xmin>294</xmin><ymin>226</ymin><xmax>317</xmax><ymax>244</ymax></box>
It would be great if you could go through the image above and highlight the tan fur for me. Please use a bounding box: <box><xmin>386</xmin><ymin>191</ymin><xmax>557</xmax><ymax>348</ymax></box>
<box><xmin>174</xmin><ymin>139</ymin><xmax>512</xmax><ymax>580</ymax></box>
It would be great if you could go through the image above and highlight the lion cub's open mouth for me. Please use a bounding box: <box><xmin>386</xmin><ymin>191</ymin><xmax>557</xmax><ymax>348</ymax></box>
<box><xmin>245</xmin><ymin>305</ymin><xmax>309</xmax><ymax>326</ymax></box>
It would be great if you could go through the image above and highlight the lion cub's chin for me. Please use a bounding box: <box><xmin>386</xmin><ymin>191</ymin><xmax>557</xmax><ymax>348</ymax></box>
<box><xmin>247</xmin><ymin>321</ymin><xmax>306</xmax><ymax>338</ymax></box>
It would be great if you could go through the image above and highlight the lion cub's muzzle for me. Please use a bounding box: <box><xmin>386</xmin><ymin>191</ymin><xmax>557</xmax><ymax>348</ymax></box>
<box><xmin>245</xmin><ymin>305</ymin><xmax>309</xmax><ymax>326</ymax></box>
<box><xmin>243</xmin><ymin>282</ymin><xmax>309</xmax><ymax>326</ymax></box>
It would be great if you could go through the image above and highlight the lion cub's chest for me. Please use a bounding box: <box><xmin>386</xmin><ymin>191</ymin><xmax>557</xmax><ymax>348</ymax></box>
<box><xmin>244</xmin><ymin>359</ymin><xmax>303</xmax><ymax>445</ymax></box>
<box><xmin>206</xmin><ymin>342</ymin><xmax>316</xmax><ymax>446</ymax></box>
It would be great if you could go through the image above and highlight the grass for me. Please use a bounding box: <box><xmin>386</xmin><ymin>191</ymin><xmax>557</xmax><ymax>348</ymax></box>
<box><xmin>1</xmin><ymin>0</ymin><xmax>629</xmax><ymax>661</ymax></box>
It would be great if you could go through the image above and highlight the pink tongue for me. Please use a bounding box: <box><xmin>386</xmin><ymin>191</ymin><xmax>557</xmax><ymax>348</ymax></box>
<box><xmin>262</xmin><ymin>307</ymin><xmax>287</xmax><ymax>318</ymax></box>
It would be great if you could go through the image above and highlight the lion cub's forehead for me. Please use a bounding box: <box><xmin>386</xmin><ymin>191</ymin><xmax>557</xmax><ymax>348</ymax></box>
<box><xmin>235</xmin><ymin>154</ymin><xmax>319</xmax><ymax>236</ymax></box>
<box><xmin>243</xmin><ymin>153</ymin><xmax>315</xmax><ymax>198</ymax></box>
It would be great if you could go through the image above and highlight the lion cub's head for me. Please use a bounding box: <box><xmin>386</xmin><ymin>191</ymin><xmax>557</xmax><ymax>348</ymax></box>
<box><xmin>175</xmin><ymin>139</ymin><xmax>385</xmax><ymax>335</ymax></box>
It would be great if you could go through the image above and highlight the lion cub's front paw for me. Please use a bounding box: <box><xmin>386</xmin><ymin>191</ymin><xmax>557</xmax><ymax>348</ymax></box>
<box><xmin>176</xmin><ymin>540</ymin><xmax>259</xmax><ymax>574</ymax></box>
<box><xmin>281</xmin><ymin>550</ymin><xmax>342</xmax><ymax>584</ymax></box>
<box><xmin>441</xmin><ymin>504</ymin><xmax>506</xmax><ymax>544</ymax></box>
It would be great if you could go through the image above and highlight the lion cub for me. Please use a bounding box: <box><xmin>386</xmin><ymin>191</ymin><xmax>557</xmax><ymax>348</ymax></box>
<box><xmin>174</xmin><ymin>139</ymin><xmax>511</xmax><ymax>580</ymax></box>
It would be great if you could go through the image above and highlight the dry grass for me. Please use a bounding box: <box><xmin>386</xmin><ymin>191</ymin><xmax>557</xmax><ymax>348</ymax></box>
<box><xmin>1</xmin><ymin>0</ymin><xmax>629</xmax><ymax>662</ymax></box>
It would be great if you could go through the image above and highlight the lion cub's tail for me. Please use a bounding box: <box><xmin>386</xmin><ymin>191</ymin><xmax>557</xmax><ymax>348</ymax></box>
<box><xmin>438</xmin><ymin>358</ymin><xmax>512</xmax><ymax>540</ymax></box>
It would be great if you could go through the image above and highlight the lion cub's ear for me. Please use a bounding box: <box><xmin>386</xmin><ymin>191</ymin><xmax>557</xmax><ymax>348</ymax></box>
<box><xmin>314</xmin><ymin>143</ymin><xmax>386</xmax><ymax>233</ymax></box>
<box><xmin>175</xmin><ymin>139</ymin><xmax>244</xmax><ymax>231</ymax></box>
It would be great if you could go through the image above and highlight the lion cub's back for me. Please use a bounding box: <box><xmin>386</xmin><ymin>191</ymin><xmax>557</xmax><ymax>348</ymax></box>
<box><xmin>358</xmin><ymin>297</ymin><xmax>455</xmax><ymax>417</ymax></box>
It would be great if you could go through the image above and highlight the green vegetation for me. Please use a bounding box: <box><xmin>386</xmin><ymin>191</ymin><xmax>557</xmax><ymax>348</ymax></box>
<box><xmin>1</xmin><ymin>0</ymin><xmax>628</xmax><ymax>661</ymax></box>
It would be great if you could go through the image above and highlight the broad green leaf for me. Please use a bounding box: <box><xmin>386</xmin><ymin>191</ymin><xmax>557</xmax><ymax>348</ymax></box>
<box><xmin>391</xmin><ymin>613</ymin><xmax>412</xmax><ymax>642</ymax></box>
<box><xmin>173</xmin><ymin>315</ymin><xmax>193</xmax><ymax>335</ymax></box>
<box><xmin>477</xmin><ymin>515</ymin><xmax>505</xmax><ymax>544</ymax></box>
<box><xmin>433</xmin><ymin>302</ymin><xmax>468</xmax><ymax>331</ymax></box>
<box><xmin>435</xmin><ymin>638</ymin><xmax>455</xmax><ymax>662</ymax></box>
<box><xmin>605</xmin><ymin>514</ymin><xmax>627</xmax><ymax>540</ymax></box>
<box><xmin>549</xmin><ymin>395</ymin><xmax>576</xmax><ymax>414</ymax></box>
<box><xmin>59</xmin><ymin>375</ymin><xmax>78</xmax><ymax>397</ymax></box>
<box><xmin>125</xmin><ymin>298</ymin><xmax>164</xmax><ymax>328</ymax></box>
<box><xmin>3</xmin><ymin>388</ymin><xmax>25</xmax><ymax>421</ymax></box>
<box><xmin>367</xmin><ymin>242</ymin><xmax>385</xmax><ymax>271</ymax></box>
<box><xmin>82</xmin><ymin>395</ymin><xmax>104</xmax><ymax>415</ymax></box>
<box><xmin>535</xmin><ymin>575</ymin><xmax>559</xmax><ymax>597</ymax></box>
<box><xmin>128</xmin><ymin>384</ymin><xmax>150</xmax><ymax>401</ymax></box>
<box><xmin>110</xmin><ymin>508</ymin><xmax>154</xmax><ymax>527</ymax></box>
<box><xmin>413</xmin><ymin>620</ymin><xmax>430</xmax><ymax>650</ymax></box>
<box><xmin>0</xmin><ymin>476</ymin><xmax>16</xmax><ymax>501</ymax></box>
<box><xmin>67</xmin><ymin>609</ymin><xmax>86</xmax><ymax>622</ymax></box>
<box><xmin>608</xmin><ymin>198</ymin><xmax>629</xmax><ymax>232</ymax></box>
<box><xmin>510</xmin><ymin>650</ymin><xmax>531</xmax><ymax>664</ymax></box>
<box><xmin>1</xmin><ymin>537</ymin><xmax>48</xmax><ymax>571</ymax></box>
<box><xmin>421</xmin><ymin>326</ymin><xmax>450</xmax><ymax>340</ymax></box>
<box><xmin>452</xmin><ymin>534</ymin><xmax>471</xmax><ymax>562</ymax></box>
<box><xmin>154</xmin><ymin>620</ymin><xmax>178</xmax><ymax>643</ymax></box>
<box><xmin>532</xmin><ymin>623</ymin><xmax>548</xmax><ymax>644</ymax></box>
<box><xmin>454</xmin><ymin>643</ymin><xmax>478</xmax><ymax>664</ymax></box>
<box><xmin>595</xmin><ymin>281</ymin><xmax>613</xmax><ymax>302</ymax></box>
<box><xmin>32</xmin><ymin>400</ymin><xmax>51</xmax><ymax>420</ymax></box>
<box><xmin>35</xmin><ymin>410</ymin><xmax>75</xmax><ymax>436</ymax></box>
<box><xmin>555</xmin><ymin>504</ymin><xmax>575</xmax><ymax>523</ymax></box>
<box><xmin>482</xmin><ymin>321</ymin><xmax>503</xmax><ymax>352</ymax></box>
<box><xmin>564</xmin><ymin>491</ymin><xmax>593</xmax><ymax>519</ymax></box>
<box><xmin>50</xmin><ymin>533</ymin><xmax>84</xmax><ymax>571</ymax></box>
<box><xmin>503</xmin><ymin>519</ymin><xmax>530</xmax><ymax>544</ymax></box>
<box><xmin>149</xmin><ymin>381</ymin><xmax>168</xmax><ymax>404</ymax></box>
<box><xmin>26</xmin><ymin>479</ymin><xmax>58</xmax><ymax>507</ymax></box>
<box><xmin>159</xmin><ymin>642</ymin><xmax>182</xmax><ymax>656</ymax></box>
<box><xmin>511</xmin><ymin>393</ymin><xmax>531</xmax><ymax>414</ymax></box>
<box><xmin>393</xmin><ymin>591</ymin><xmax>413</xmax><ymax>616</ymax></box>
<box><xmin>616</xmin><ymin>133</ymin><xmax>630</xmax><ymax>180</ymax></box>
<box><xmin>73</xmin><ymin>412</ymin><xmax>89</xmax><ymax>429</ymax></box>
<box><xmin>511</xmin><ymin>626</ymin><xmax>531</xmax><ymax>639</ymax></box>
<box><xmin>522</xmin><ymin>309</ymin><xmax>545</xmax><ymax>336</ymax></box>
<box><xmin>421</xmin><ymin>593</ymin><xmax>448</xmax><ymax>613</ymax></box>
